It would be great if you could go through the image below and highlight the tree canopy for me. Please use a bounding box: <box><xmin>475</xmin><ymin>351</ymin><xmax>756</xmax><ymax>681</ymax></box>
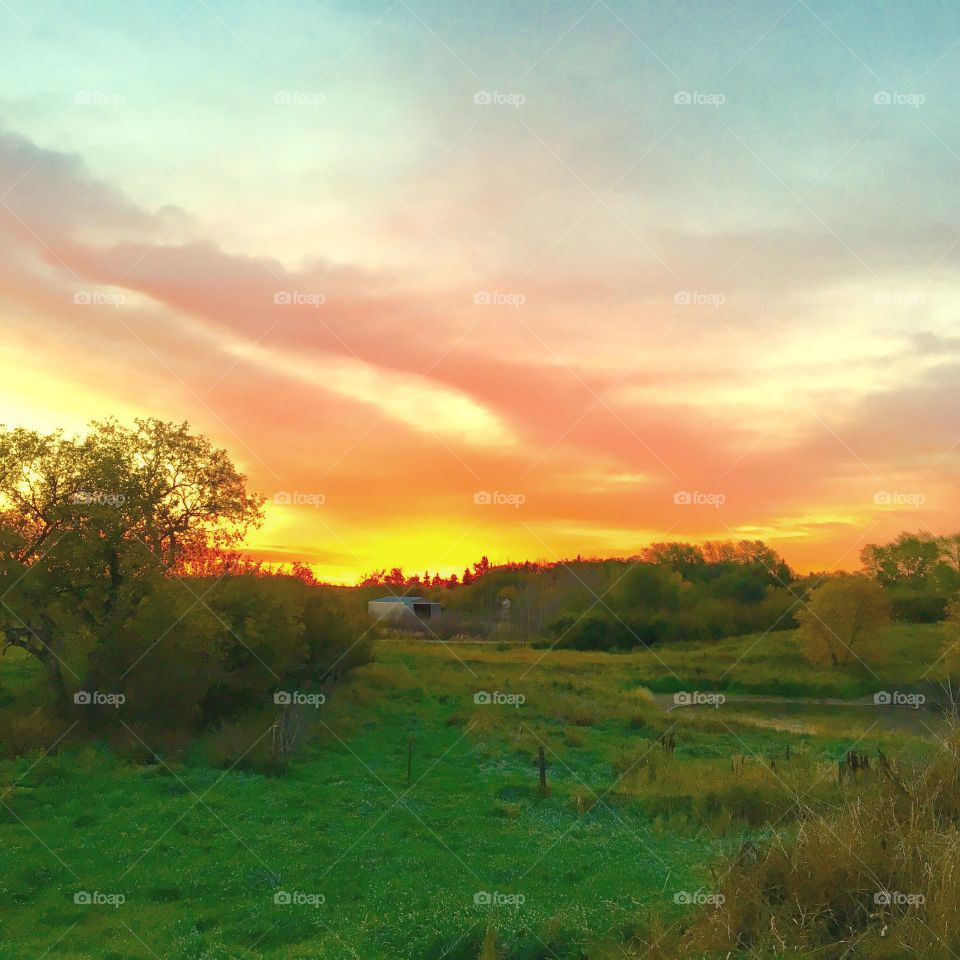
<box><xmin>0</xmin><ymin>419</ymin><xmax>368</xmax><ymax>726</ymax></box>
<box><xmin>795</xmin><ymin>575</ymin><xmax>890</xmax><ymax>668</ymax></box>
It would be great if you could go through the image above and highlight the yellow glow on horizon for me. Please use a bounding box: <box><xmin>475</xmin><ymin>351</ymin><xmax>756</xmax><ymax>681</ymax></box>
<box><xmin>251</xmin><ymin>508</ymin><xmax>538</xmax><ymax>585</ymax></box>
<box><xmin>0</xmin><ymin>344</ymin><xmax>143</xmax><ymax>433</ymax></box>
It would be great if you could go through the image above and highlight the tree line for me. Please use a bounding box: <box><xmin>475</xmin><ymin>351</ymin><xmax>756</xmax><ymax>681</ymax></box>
<box><xmin>373</xmin><ymin>533</ymin><xmax>960</xmax><ymax>662</ymax></box>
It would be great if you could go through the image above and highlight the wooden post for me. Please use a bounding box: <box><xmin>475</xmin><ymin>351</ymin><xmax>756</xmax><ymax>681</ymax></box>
<box><xmin>538</xmin><ymin>745</ymin><xmax>547</xmax><ymax>791</ymax></box>
<box><xmin>407</xmin><ymin>734</ymin><xmax>413</xmax><ymax>786</ymax></box>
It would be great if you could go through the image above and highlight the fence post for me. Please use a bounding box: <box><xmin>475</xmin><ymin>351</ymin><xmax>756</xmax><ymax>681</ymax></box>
<box><xmin>407</xmin><ymin>734</ymin><xmax>413</xmax><ymax>786</ymax></box>
<box><xmin>538</xmin><ymin>745</ymin><xmax>547</xmax><ymax>791</ymax></box>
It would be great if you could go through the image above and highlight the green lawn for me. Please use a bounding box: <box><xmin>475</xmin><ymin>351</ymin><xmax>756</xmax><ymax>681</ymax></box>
<box><xmin>0</xmin><ymin>631</ymin><xmax>944</xmax><ymax>959</ymax></box>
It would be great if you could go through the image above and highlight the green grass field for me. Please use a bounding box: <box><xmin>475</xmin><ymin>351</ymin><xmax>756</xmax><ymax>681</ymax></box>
<box><xmin>601</xmin><ymin>622</ymin><xmax>948</xmax><ymax>698</ymax></box>
<box><xmin>0</xmin><ymin>627</ymin><xmax>946</xmax><ymax>959</ymax></box>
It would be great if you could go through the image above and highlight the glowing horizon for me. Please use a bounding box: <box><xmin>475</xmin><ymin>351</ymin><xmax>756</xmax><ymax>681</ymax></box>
<box><xmin>1</xmin><ymin>1</ymin><xmax>958</xmax><ymax>584</ymax></box>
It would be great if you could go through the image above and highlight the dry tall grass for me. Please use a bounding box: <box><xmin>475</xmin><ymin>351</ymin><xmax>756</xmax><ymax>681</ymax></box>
<box><xmin>675</xmin><ymin>723</ymin><xmax>960</xmax><ymax>958</ymax></box>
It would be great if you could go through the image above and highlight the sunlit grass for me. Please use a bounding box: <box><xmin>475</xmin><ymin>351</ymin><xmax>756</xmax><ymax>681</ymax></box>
<box><xmin>0</xmin><ymin>632</ymin><xmax>943</xmax><ymax>959</ymax></box>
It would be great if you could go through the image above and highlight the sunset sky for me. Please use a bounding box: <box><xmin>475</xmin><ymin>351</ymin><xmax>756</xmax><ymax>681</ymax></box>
<box><xmin>1</xmin><ymin>0</ymin><xmax>958</xmax><ymax>582</ymax></box>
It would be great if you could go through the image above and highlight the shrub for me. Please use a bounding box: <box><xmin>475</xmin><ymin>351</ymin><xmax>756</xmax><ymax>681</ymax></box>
<box><xmin>81</xmin><ymin>575</ymin><xmax>370</xmax><ymax>737</ymax></box>
<box><xmin>890</xmin><ymin>591</ymin><xmax>948</xmax><ymax>623</ymax></box>
<box><xmin>205</xmin><ymin>713</ymin><xmax>284</xmax><ymax>774</ymax></box>
<box><xmin>0</xmin><ymin>707</ymin><xmax>66</xmax><ymax>758</ymax></box>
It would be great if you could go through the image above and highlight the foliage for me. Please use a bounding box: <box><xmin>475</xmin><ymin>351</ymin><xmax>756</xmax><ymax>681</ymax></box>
<box><xmin>0</xmin><ymin>420</ymin><xmax>368</xmax><ymax>728</ymax></box>
<box><xmin>357</xmin><ymin>530</ymin><xmax>960</xmax><ymax>651</ymax></box>
<box><xmin>0</xmin><ymin>419</ymin><xmax>264</xmax><ymax>706</ymax></box>
<box><xmin>942</xmin><ymin>598</ymin><xmax>960</xmax><ymax>694</ymax></box>
<box><xmin>861</xmin><ymin>530</ymin><xmax>960</xmax><ymax>623</ymax></box>
<box><xmin>795</xmin><ymin>575</ymin><xmax>890</xmax><ymax>668</ymax></box>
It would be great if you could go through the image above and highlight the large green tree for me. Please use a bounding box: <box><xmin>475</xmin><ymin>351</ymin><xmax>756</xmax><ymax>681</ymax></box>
<box><xmin>860</xmin><ymin>531</ymin><xmax>944</xmax><ymax>586</ymax></box>
<box><xmin>796</xmin><ymin>575</ymin><xmax>890</xmax><ymax>668</ymax></box>
<box><xmin>0</xmin><ymin>419</ymin><xmax>264</xmax><ymax>709</ymax></box>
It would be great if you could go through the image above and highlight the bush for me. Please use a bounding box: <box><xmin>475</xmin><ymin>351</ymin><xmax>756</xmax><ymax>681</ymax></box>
<box><xmin>0</xmin><ymin>707</ymin><xmax>65</xmax><ymax>758</ymax></box>
<box><xmin>545</xmin><ymin>613</ymin><xmax>669</xmax><ymax>651</ymax></box>
<box><xmin>205</xmin><ymin>713</ymin><xmax>286</xmax><ymax>774</ymax></box>
<box><xmin>81</xmin><ymin>574</ymin><xmax>371</xmax><ymax>738</ymax></box>
<box><xmin>890</xmin><ymin>591</ymin><xmax>948</xmax><ymax>623</ymax></box>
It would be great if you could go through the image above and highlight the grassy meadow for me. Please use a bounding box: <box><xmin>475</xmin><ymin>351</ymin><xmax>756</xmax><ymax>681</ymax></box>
<box><xmin>0</xmin><ymin>626</ymin><xmax>948</xmax><ymax>959</ymax></box>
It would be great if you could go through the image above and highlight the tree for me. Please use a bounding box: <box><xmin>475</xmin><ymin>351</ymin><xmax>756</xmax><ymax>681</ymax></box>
<box><xmin>640</xmin><ymin>542</ymin><xmax>704</xmax><ymax>576</ymax></box>
<box><xmin>860</xmin><ymin>531</ymin><xmax>960</xmax><ymax>621</ymax></box>
<box><xmin>860</xmin><ymin>532</ymin><xmax>941</xmax><ymax>586</ymax></box>
<box><xmin>0</xmin><ymin>419</ymin><xmax>264</xmax><ymax>709</ymax></box>
<box><xmin>795</xmin><ymin>575</ymin><xmax>890</xmax><ymax>668</ymax></box>
<box><xmin>700</xmin><ymin>540</ymin><xmax>792</xmax><ymax>582</ymax></box>
<box><xmin>936</xmin><ymin>534</ymin><xmax>960</xmax><ymax>572</ymax></box>
<box><xmin>618</xmin><ymin>563</ymin><xmax>684</xmax><ymax>613</ymax></box>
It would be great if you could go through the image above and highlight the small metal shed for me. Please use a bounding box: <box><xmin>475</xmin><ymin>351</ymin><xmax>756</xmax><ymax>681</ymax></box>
<box><xmin>367</xmin><ymin>596</ymin><xmax>441</xmax><ymax>621</ymax></box>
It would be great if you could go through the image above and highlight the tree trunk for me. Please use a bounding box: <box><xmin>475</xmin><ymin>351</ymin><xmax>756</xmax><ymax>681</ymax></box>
<box><xmin>42</xmin><ymin>651</ymin><xmax>71</xmax><ymax>714</ymax></box>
